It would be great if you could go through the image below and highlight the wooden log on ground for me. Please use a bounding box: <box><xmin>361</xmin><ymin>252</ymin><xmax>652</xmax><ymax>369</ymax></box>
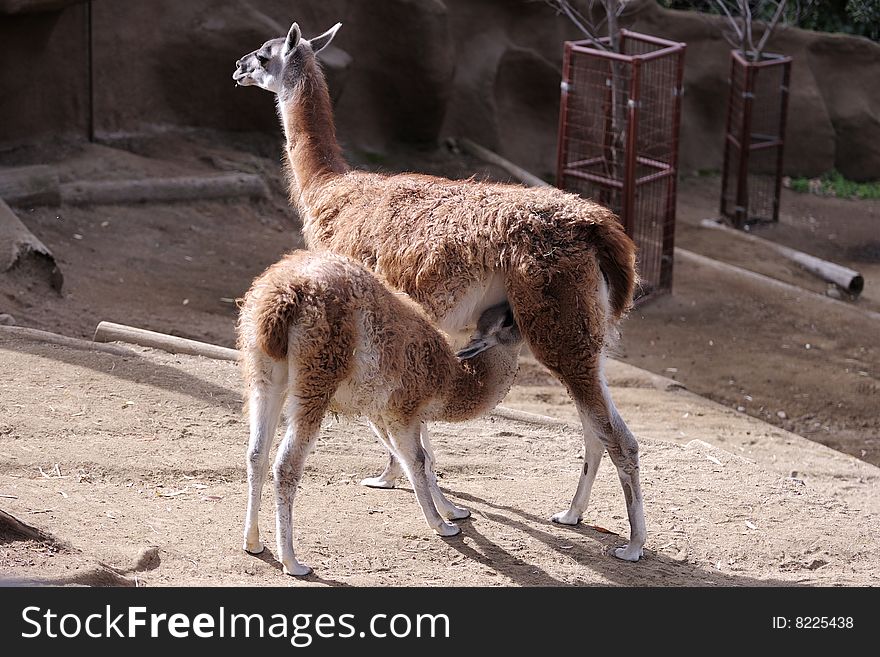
<box><xmin>0</xmin><ymin>325</ymin><xmax>135</xmax><ymax>357</ymax></box>
<box><xmin>93</xmin><ymin>321</ymin><xmax>240</xmax><ymax>361</ymax></box>
<box><xmin>61</xmin><ymin>173</ymin><xmax>270</xmax><ymax>206</ymax></box>
<box><xmin>0</xmin><ymin>165</ymin><xmax>61</xmax><ymax>207</ymax></box>
<box><xmin>675</xmin><ymin>247</ymin><xmax>880</xmax><ymax>322</ymax></box>
<box><xmin>700</xmin><ymin>219</ymin><xmax>864</xmax><ymax>297</ymax></box>
<box><xmin>0</xmin><ymin>508</ymin><xmax>53</xmax><ymax>543</ymax></box>
<box><xmin>489</xmin><ymin>405</ymin><xmax>572</xmax><ymax>429</ymax></box>
<box><xmin>0</xmin><ymin>199</ymin><xmax>63</xmax><ymax>290</ymax></box>
<box><xmin>452</xmin><ymin>138</ymin><xmax>552</xmax><ymax>188</ymax></box>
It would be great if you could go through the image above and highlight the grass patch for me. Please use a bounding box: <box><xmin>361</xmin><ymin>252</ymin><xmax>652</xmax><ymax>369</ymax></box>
<box><xmin>787</xmin><ymin>171</ymin><xmax>880</xmax><ymax>200</ymax></box>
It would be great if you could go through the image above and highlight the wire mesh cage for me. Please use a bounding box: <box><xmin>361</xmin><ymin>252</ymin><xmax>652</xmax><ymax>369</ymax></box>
<box><xmin>556</xmin><ymin>30</ymin><xmax>686</xmax><ymax>301</ymax></box>
<box><xmin>720</xmin><ymin>51</ymin><xmax>792</xmax><ymax>228</ymax></box>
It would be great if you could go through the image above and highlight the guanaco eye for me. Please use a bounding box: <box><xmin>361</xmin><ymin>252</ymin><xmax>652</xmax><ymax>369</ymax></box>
<box><xmin>257</xmin><ymin>53</ymin><xmax>270</xmax><ymax>66</ymax></box>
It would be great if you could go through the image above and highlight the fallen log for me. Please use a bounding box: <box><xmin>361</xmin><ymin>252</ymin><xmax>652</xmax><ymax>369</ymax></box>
<box><xmin>0</xmin><ymin>165</ymin><xmax>61</xmax><ymax>207</ymax></box>
<box><xmin>0</xmin><ymin>508</ymin><xmax>53</xmax><ymax>543</ymax></box>
<box><xmin>675</xmin><ymin>247</ymin><xmax>880</xmax><ymax>322</ymax></box>
<box><xmin>700</xmin><ymin>219</ymin><xmax>864</xmax><ymax>297</ymax></box>
<box><xmin>489</xmin><ymin>405</ymin><xmax>572</xmax><ymax>429</ymax></box>
<box><xmin>61</xmin><ymin>173</ymin><xmax>270</xmax><ymax>206</ymax></box>
<box><xmin>0</xmin><ymin>199</ymin><xmax>63</xmax><ymax>290</ymax></box>
<box><xmin>93</xmin><ymin>321</ymin><xmax>240</xmax><ymax>361</ymax></box>
<box><xmin>0</xmin><ymin>325</ymin><xmax>135</xmax><ymax>356</ymax></box>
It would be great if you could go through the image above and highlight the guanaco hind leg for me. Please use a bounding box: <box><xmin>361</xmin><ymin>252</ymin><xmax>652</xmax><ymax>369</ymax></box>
<box><xmin>243</xmin><ymin>362</ymin><xmax>287</xmax><ymax>555</ymax></box>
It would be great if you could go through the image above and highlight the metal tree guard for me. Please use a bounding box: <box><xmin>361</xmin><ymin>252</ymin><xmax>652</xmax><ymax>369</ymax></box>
<box><xmin>720</xmin><ymin>50</ymin><xmax>792</xmax><ymax>228</ymax></box>
<box><xmin>557</xmin><ymin>30</ymin><xmax>686</xmax><ymax>301</ymax></box>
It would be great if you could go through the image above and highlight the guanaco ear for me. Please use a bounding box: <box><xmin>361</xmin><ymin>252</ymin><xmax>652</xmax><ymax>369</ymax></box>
<box><xmin>456</xmin><ymin>338</ymin><xmax>492</xmax><ymax>361</ymax></box>
<box><xmin>284</xmin><ymin>22</ymin><xmax>301</xmax><ymax>56</ymax></box>
<box><xmin>308</xmin><ymin>22</ymin><xmax>342</xmax><ymax>54</ymax></box>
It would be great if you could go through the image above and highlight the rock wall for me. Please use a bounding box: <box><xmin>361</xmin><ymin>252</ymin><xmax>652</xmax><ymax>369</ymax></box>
<box><xmin>1</xmin><ymin>0</ymin><xmax>877</xmax><ymax>179</ymax></box>
<box><xmin>628</xmin><ymin>0</ymin><xmax>880</xmax><ymax>180</ymax></box>
<box><xmin>0</xmin><ymin>5</ymin><xmax>89</xmax><ymax>146</ymax></box>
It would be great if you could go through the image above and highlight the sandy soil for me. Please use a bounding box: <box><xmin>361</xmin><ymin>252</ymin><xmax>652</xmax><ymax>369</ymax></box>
<box><xmin>1</xmin><ymin>333</ymin><xmax>876</xmax><ymax>586</ymax></box>
<box><xmin>1</xmin><ymin>133</ymin><xmax>878</xmax><ymax>586</ymax></box>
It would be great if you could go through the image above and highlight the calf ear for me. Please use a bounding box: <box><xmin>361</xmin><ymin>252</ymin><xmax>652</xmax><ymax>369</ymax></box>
<box><xmin>456</xmin><ymin>338</ymin><xmax>491</xmax><ymax>361</ymax></box>
<box><xmin>309</xmin><ymin>22</ymin><xmax>342</xmax><ymax>54</ymax></box>
<box><xmin>283</xmin><ymin>22</ymin><xmax>301</xmax><ymax>56</ymax></box>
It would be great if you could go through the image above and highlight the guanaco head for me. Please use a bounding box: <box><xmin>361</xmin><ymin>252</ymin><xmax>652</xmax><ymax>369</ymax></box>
<box><xmin>232</xmin><ymin>22</ymin><xmax>341</xmax><ymax>95</ymax></box>
<box><xmin>456</xmin><ymin>303</ymin><xmax>522</xmax><ymax>361</ymax></box>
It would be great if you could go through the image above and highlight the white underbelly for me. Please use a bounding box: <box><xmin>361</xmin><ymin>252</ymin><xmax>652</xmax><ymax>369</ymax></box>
<box><xmin>438</xmin><ymin>272</ymin><xmax>508</xmax><ymax>349</ymax></box>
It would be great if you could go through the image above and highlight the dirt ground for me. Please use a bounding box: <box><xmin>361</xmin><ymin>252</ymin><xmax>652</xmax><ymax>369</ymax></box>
<box><xmin>1</xmin><ymin>132</ymin><xmax>878</xmax><ymax>586</ymax></box>
<box><xmin>1</xmin><ymin>333</ymin><xmax>877</xmax><ymax>586</ymax></box>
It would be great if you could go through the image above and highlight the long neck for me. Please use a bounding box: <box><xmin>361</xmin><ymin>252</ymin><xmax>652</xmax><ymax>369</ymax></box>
<box><xmin>277</xmin><ymin>60</ymin><xmax>348</xmax><ymax>208</ymax></box>
<box><xmin>438</xmin><ymin>347</ymin><xmax>522</xmax><ymax>423</ymax></box>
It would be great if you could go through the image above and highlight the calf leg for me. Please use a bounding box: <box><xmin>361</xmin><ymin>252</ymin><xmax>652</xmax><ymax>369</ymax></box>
<box><xmin>382</xmin><ymin>421</ymin><xmax>459</xmax><ymax>537</ymax></box>
<box><xmin>243</xmin><ymin>361</ymin><xmax>287</xmax><ymax>554</ymax></box>
<box><xmin>273</xmin><ymin>400</ymin><xmax>323</xmax><ymax>577</ymax></box>
<box><xmin>420</xmin><ymin>425</ymin><xmax>470</xmax><ymax>520</ymax></box>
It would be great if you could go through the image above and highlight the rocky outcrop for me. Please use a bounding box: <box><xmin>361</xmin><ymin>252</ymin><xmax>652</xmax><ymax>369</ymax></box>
<box><xmin>805</xmin><ymin>35</ymin><xmax>880</xmax><ymax>180</ymax></box>
<box><xmin>629</xmin><ymin>0</ymin><xmax>879</xmax><ymax>179</ymax></box>
<box><xmin>0</xmin><ymin>6</ymin><xmax>89</xmax><ymax>146</ymax></box>
<box><xmin>335</xmin><ymin>0</ymin><xmax>453</xmax><ymax>147</ymax></box>
<box><xmin>1</xmin><ymin>0</ymin><xmax>877</xmax><ymax>179</ymax></box>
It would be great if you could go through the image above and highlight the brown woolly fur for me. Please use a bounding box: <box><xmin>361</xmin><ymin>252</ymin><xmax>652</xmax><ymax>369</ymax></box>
<box><xmin>237</xmin><ymin>247</ymin><xmax>523</xmax><ymax>572</ymax></box>
<box><xmin>279</xmin><ymin>57</ymin><xmax>348</xmax><ymax>192</ymax></box>
<box><xmin>237</xmin><ymin>250</ymin><xmax>521</xmax><ymax>427</ymax></box>
<box><xmin>298</xmin><ymin>173</ymin><xmax>637</xmax><ymax>322</ymax></box>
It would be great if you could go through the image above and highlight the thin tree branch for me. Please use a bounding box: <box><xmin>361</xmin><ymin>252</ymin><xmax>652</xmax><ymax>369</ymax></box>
<box><xmin>545</xmin><ymin>0</ymin><xmax>609</xmax><ymax>51</ymax></box>
<box><xmin>714</xmin><ymin>0</ymin><xmax>744</xmax><ymax>43</ymax></box>
<box><xmin>748</xmin><ymin>2</ymin><xmax>758</xmax><ymax>53</ymax></box>
<box><xmin>755</xmin><ymin>0</ymin><xmax>788</xmax><ymax>55</ymax></box>
<box><xmin>604</xmin><ymin>0</ymin><xmax>621</xmax><ymax>50</ymax></box>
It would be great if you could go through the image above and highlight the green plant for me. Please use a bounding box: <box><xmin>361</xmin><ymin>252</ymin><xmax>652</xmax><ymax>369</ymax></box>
<box><xmin>787</xmin><ymin>171</ymin><xmax>880</xmax><ymax>199</ymax></box>
<box><xmin>788</xmin><ymin>177</ymin><xmax>810</xmax><ymax>193</ymax></box>
<box><xmin>800</xmin><ymin>0</ymin><xmax>880</xmax><ymax>41</ymax></box>
<box><xmin>657</xmin><ymin>0</ymin><xmax>880</xmax><ymax>41</ymax></box>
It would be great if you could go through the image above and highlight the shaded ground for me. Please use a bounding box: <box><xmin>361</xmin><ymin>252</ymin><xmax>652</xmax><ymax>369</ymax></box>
<box><xmin>1</xmin><ymin>333</ymin><xmax>876</xmax><ymax>586</ymax></box>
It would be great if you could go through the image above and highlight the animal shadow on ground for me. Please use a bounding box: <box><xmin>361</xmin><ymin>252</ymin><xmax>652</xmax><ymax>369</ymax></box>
<box><xmin>447</xmin><ymin>490</ymin><xmax>801</xmax><ymax>587</ymax></box>
<box><xmin>1</xmin><ymin>339</ymin><xmax>240</xmax><ymax>408</ymax></box>
<box><xmin>249</xmin><ymin>547</ymin><xmax>353</xmax><ymax>587</ymax></box>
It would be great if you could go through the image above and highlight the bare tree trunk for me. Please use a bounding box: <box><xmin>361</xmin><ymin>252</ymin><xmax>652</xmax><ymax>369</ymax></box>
<box><xmin>715</xmin><ymin>0</ymin><xmax>794</xmax><ymax>61</ymax></box>
<box><xmin>604</xmin><ymin>0</ymin><xmax>620</xmax><ymax>51</ymax></box>
<box><xmin>548</xmin><ymin>0</ymin><xmax>632</xmax><ymax>187</ymax></box>
<box><xmin>604</xmin><ymin>0</ymin><xmax>625</xmax><ymax>181</ymax></box>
